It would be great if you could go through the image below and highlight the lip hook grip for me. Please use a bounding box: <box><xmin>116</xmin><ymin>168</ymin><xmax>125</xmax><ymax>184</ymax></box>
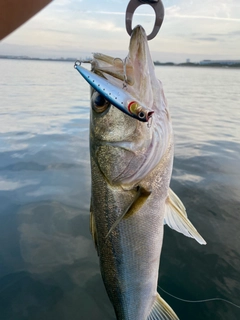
<box><xmin>125</xmin><ymin>0</ymin><xmax>164</xmax><ymax>40</ymax></box>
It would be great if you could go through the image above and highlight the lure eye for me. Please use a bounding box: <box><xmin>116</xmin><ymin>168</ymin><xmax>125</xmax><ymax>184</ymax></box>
<box><xmin>138</xmin><ymin>111</ymin><xmax>146</xmax><ymax>120</ymax></box>
<box><xmin>92</xmin><ymin>92</ymin><xmax>110</xmax><ymax>113</ymax></box>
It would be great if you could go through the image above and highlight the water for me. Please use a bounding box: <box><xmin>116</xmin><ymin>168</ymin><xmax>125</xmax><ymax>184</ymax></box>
<box><xmin>0</xmin><ymin>59</ymin><xmax>240</xmax><ymax>320</ymax></box>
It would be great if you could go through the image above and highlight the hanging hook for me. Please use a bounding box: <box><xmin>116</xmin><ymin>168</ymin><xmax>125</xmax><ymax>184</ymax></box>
<box><xmin>125</xmin><ymin>0</ymin><xmax>164</xmax><ymax>40</ymax></box>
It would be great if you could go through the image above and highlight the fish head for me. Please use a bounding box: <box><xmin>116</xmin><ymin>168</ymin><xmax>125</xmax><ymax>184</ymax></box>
<box><xmin>90</xmin><ymin>25</ymin><xmax>172</xmax><ymax>188</ymax></box>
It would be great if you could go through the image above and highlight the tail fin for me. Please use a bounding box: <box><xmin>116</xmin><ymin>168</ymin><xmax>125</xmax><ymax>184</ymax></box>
<box><xmin>147</xmin><ymin>293</ymin><xmax>179</xmax><ymax>320</ymax></box>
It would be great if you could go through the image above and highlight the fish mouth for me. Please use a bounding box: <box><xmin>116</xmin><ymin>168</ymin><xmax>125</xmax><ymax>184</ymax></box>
<box><xmin>129</xmin><ymin>24</ymin><xmax>148</xmax><ymax>53</ymax></box>
<box><xmin>92</xmin><ymin>25</ymin><xmax>157</xmax><ymax>111</ymax></box>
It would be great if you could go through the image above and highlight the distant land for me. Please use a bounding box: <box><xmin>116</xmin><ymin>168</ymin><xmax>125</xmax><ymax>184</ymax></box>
<box><xmin>1</xmin><ymin>55</ymin><xmax>240</xmax><ymax>68</ymax></box>
<box><xmin>154</xmin><ymin>60</ymin><xmax>240</xmax><ymax>68</ymax></box>
<box><xmin>0</xmin><ymin>55</ymin><xmax>79</xmax><ymax>63</ymax></box>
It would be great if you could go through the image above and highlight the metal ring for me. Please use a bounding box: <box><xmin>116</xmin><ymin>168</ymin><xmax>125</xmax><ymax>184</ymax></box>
<box><xmin>74</xmin><ymin>60</ymin><xmax>81</xmax><ymax>69</ymax></box>
<box><xmin>125</xmin><ymin>0</ymin><xmax>164</xmax><ymax>40</ymax></box>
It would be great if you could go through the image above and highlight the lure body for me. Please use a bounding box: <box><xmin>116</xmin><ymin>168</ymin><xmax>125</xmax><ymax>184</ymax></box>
<box><xmin>74</xmin><ymin>63</ymin><xmax>153</xmax><ymax>122</ymax></box>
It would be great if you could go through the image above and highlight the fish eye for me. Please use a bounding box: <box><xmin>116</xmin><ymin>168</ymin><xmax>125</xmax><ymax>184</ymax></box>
<box><xmin>92</xmin><ymin>92</ymin><xmax>110</xmax><ymax>113</ymax></box>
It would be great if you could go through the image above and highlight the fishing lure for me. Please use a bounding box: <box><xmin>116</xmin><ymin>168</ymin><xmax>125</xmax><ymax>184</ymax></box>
<box><xmin>74</xmin><ymin>61</ymin><xmax>154</xmax><ymax>122</ymax></box>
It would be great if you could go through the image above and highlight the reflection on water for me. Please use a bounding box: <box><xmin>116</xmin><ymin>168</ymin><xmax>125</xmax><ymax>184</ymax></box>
<box><xmin>18</xmin><ymin>202</ymin><xmax>92</xmax><ymax>274</ymax></box>
<box><xmin>0</xmin><ymin>60</ymin><xmax>240</xmax><ymax>319</ymax></box>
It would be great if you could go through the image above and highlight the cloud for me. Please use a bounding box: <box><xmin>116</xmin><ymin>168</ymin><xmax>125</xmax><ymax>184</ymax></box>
<box><xmin>166</xmin><ymin>14</ymin><xmax>240</xmax><ymax>22</ymax></box>
<box><xmin>79</xmin><ymin>19</ymin><xmax>123</xmax><ymax>32</ymax></box>
<box><xmin>198</xmin><ymin>30</ymin><xmax>240</xmax><ymax>38</ymax></box>
<box><xmin>86</xmin><ymin>11</ymin><xmax>124</xmax><ymax>15</ymax></box>
<box><xmin>228</xmin><ymin>30</ymin><xmax>240</xmax><ymax>36</ymax></box>
<box><xmin>194</xmin><ymin>37</ymin><xmax>218</xmax><ymax>42</ymax></box>
<box><xmin>1</xmin><ymin>0</ymin><xmax>240</xmax><ymax>62</ymax></box>
<box><xmin>68</xmin><ymin>9</ymin><xmax>240</xmax><ymax>22</ymax></box>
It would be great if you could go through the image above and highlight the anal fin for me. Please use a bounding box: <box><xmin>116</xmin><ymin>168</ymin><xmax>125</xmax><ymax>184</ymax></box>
<box><xmin>164</xmin><ymin>188</ymin><xmax>206</xmax><ymax>245</ymax></box>
<box><xmin>147</xmin><ymin>293</ymin><xmax>179</xmax><ymax>320</ymax></box>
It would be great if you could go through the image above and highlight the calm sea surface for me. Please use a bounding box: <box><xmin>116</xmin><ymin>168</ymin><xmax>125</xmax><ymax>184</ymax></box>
<box><xmin>0</xmin><ymin>59</ymin><xmax>240</xmax><ymax>320</ymax></box>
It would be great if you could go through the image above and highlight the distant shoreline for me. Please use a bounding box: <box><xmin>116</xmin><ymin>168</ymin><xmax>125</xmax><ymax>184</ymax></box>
<box><xmin>0</xmin><ymin>56</ymin><xmax>240</xmax><ymax>68</ymax></box>
<box><xmin>0</xmin><ymin>56</ymin><xmax>77</xmax><ymax>63</ymax></box>
<box><xmin>154</xmin><ymin>62</ymin><xmax>240</xmax><ymax>68</ymax></box>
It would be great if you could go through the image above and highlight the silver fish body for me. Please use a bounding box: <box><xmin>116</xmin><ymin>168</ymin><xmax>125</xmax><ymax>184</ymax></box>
<box><xmin>88</xmin><ymin>25</ymin><xmax>206</xmax><ymax>320</ymax></box>
<box><xmin>91</xmin><ymin>145</ymin><xmax>173</xmax><ymax>320</ymax></box>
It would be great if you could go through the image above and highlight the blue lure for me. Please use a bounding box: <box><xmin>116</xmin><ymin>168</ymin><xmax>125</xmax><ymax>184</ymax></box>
<box><xmin>74</xmin><ymin>61</ymin><xmax>154</xmax><ymax>122</ymax></box>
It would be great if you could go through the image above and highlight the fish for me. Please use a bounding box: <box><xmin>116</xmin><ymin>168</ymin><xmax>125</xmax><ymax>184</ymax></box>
<box><xmin>82</xmin><ymin>25</ymin><xmax>206</xmax><ymax>320</ymax></box>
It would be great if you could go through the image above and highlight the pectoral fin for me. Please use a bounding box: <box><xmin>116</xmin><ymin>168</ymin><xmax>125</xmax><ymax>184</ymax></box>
<box><xmin>123</xmin><ymin>187</ymin><xmax>151</xmax><ymax>220</ymax></box>
<box><xmin>147</xmin><ymin>293</ymin><xmax>179</xmax><ymax>320</ymax></box>
<box><xmin>105</xmin><ymin>187</ymin><xmax>151</xmax><ymax>240</ymax></box>
<box><xmin>164</xmin><ymin>188</ymin><xmax>206</xmax><ymax>245</ymax></box>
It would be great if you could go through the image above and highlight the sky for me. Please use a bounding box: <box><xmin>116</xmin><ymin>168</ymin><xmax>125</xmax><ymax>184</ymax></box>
<box><xmin>1</xmin><ymin>0</ymin><xmax>240</xmax><ymax>62</ymax></box>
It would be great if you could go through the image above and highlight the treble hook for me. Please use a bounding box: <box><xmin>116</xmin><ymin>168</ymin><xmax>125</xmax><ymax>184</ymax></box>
<box><xmin>125</xmin><ymin>0</ymin><xmax>164</xmax><ymax>40</ymax></box>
